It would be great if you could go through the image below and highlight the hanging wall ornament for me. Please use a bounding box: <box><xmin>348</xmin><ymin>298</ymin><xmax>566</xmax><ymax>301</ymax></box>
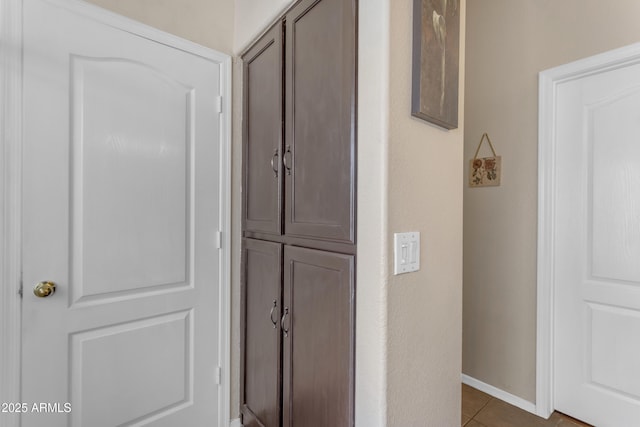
<box><xmin>469</xmin><ymin>133</ymin><xmax>501</xmax><ymax>187</ymax></box>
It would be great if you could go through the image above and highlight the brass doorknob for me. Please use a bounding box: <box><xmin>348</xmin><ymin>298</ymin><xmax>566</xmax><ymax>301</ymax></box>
<box><xmin>33</xmin><ymin>281</ymin><xmax>56</xmax><ymax>298</ymax></box>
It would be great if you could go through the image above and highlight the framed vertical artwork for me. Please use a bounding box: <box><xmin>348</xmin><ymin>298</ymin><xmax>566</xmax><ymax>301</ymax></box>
<box><xmin>411</xmin><ymin>0</ymin><xmax>460</xmax><ymax>129</ymax></box>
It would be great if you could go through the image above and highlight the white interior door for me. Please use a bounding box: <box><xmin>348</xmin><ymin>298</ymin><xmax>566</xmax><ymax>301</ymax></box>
<box><xmin>553</xmin><ymin>50</ymin><xmax>640</xmax><ymax>426</ymax></box>
<box><xmin>21</xmin><ymin>0</ymin><xmax>227</xmax><ymax>426</ymax></box>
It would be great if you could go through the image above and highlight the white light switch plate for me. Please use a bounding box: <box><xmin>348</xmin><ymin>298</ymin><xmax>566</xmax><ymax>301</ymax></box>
<box><xmin>393</xmin><ymin>232</ymin><xmax>420</xmax><ymax>275</ymax></box>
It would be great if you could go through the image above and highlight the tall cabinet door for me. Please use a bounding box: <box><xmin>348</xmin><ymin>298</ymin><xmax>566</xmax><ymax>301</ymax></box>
<box><xmin>284</xmin><ymin>0</ymin><xmax>356</xmax><ymax>244</ymax></box>
<box><xmin>241</xmin><ymin>239</ymin><xmax>282</xmax><ymax>427</ymax></box>
<box><xmin>243</xmin><ymin>23</ymin><xmax>283</xmax><ymax>235</ymax></box>
<box><xmin>282</xmin><ymin>246</ymin><xmax>355</xmax><ymax>427</ymax></box>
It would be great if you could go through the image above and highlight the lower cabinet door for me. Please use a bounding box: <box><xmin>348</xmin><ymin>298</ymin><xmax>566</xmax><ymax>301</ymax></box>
<box><xmin>282</xmin><ymin>246</ymin><xmax>355</xmax><ymax>427</ymax></box>
<box><xmin>241</xmin><ymin>239</ymin><xmax>282</xmax><ymax>427</ymax></box>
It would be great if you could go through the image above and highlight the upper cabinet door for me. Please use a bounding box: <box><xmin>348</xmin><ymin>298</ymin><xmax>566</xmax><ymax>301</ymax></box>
<box><xmin>284</xmin><ymin>0</ymin><xmax>356</xmax><ymax>244</ymax></box>
<box><xmin>243</xmin><ymin>23</ymin><xmax>284</xmax><ymax>235</ymax></box>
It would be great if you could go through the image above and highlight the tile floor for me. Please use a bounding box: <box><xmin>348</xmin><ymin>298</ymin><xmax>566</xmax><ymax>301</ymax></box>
<box><xmin>462</xmin><ymin>384</ymin><xmax>593</xmax><ymax>427</ymax></box>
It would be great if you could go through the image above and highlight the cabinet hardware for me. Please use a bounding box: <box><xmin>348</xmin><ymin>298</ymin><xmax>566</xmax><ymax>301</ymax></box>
<box><xmin>283</xmin><ymin>145</ymin><xmax>292</xmax><ymax>175</ymax></box>
<box><xmin>281</xmin><ymin>307</ymin><xmax>290</xmax><ymax>337</ymax></box>
<box><xmin>270</xmin><ymin>149</ymin><xmax>279</xmax><ymax>178</ymax></box>
<box><xmin>269</xmin><ymin>299</ymin><xmax>278</xmax><ymax>328</ymax></box>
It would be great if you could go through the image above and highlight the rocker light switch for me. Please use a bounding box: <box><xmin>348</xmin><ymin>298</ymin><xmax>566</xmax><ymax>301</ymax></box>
<box><xmin>393</xmin><ymin>232</ymin><xmax>420</xmax><ymax>275</ymax></box>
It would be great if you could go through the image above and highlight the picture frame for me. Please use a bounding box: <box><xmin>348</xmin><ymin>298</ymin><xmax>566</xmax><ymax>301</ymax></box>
<box><xmin>411</xmin><ymin>0</ymin><xmax>460</xmax><ymax>130</ymax></box>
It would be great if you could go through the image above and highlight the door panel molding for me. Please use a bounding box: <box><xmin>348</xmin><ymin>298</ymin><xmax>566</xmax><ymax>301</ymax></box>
<box><xmin>537</xmin><ymin>40</ymin><xmax>640</xmax><ymax>420</ymax></box>
<box><xmin>0</xmin><ymin>1</ymin><xmax>231</xmax><ymax>426</ymax></box>
<box><xmin>0</xmin><ymin>1</ymin><xmax>23</xmax><ymax>425</ymax></box>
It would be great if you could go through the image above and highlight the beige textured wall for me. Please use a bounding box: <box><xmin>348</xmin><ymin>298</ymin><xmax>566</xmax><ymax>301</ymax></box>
<box><xmin>84</xmin><ymin>0</ymin><xmax>234</xmax><ymax>53</ymax></box>
<box><xmin>234</xmin><ymin>0</ymin><xmax>294</xmax><ymax>53</ymax></box>
<box><xmin>463</xmin><ymin>0</ymin><xmax>640</xmax><ymax>403</ymax></box>
<box><xmin>387</xmin><ymin>1</ymin><xmax>465</xmax><ymax>425</ymax></box>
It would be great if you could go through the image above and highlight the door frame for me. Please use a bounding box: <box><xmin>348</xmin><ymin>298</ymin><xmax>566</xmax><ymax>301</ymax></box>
<box><xmin>0</xmin><ymin>1</ymin><xmax>232</xmax><ymax>426</ymax></box>
<box><xmin>0</xmin><ymin>0</ymin><xmax>23</xmax><ymax>425</ymax></box>
<box><xmin>537</xmin><ymin>41</ymin><xmax>640</xmax><ymax>419</ymax></box>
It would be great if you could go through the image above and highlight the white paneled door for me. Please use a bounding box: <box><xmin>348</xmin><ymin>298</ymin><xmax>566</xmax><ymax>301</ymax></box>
<box><xmin>21</xmin><ymin>0</ymin><xmax>228</xmax><ymax>426</ymax></box>
<box><xmin>552</xmin><ymin>48</ymin><xmax>640</xmax><ymax>426</ymax></box>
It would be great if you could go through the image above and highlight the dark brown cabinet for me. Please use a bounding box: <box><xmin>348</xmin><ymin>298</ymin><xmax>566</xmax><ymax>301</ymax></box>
<box><xmin>241</xmin><ymin>0</ymin><xmax>356</xmax><ymax>426</ymax></box>
<box><xmin>242</xmin><ymin>242</ymin><xmax>355</xmax><ymax>427</ymax></box>
<box><xmin>241</xmin><ymin>239</ymin><xmax>282</xmax><ymax>427</ymax></box>
<box><xmin>243</xmin><ymin>0</ymin><xmax>356</xmax><ymax>246</ymax></box>
<box><xmin>282</xmin><ymin>246</ymin><xmax>354</xmax><ymax>427</ymax></box>
<box><xmin>242</xmin><ymin>23</ymin><xmax>283</xmax><ymax>236</ymax></box>
<box><xmin>284</xmin><ymin>0</ymin><xmax>356</xmax><ymax>244</ymax></box>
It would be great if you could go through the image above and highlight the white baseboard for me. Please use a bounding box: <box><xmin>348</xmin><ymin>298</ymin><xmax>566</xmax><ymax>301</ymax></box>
<box><xmin>230</xmin><ymin>418</ymin><xmax>243</xmax><ymax>427</ymax></box>
<box><xmin>462</xmin><ymin>374</ymin><xmax>537</xmax><ymax>416</ymax></box>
